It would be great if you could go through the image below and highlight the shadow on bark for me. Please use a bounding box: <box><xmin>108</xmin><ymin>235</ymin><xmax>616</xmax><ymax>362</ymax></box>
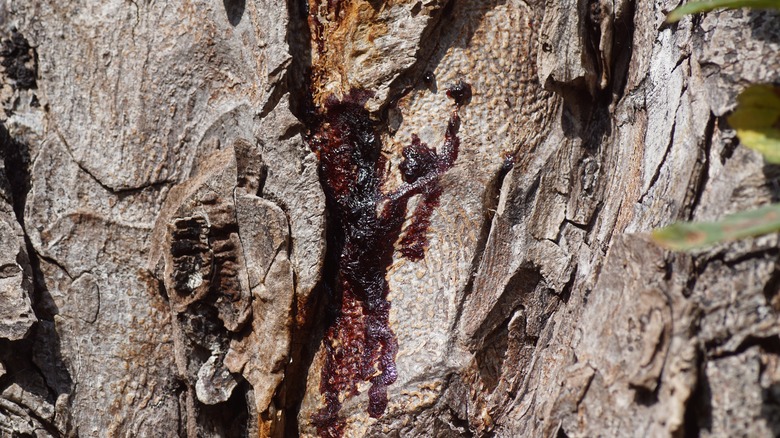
<box><xmin>748</xmin><ymin>9</ymin><xmax>780</xmax><ymax>43</ymax></box>
<box><xmin>222</xmin><ymin>0</ymin><xmax>246</xmax><ymax>27</ymax></box>
<box><xmin>0</xmin><ymin>122</ymin><xmax>73</xmax><ymax>432</ymax></box>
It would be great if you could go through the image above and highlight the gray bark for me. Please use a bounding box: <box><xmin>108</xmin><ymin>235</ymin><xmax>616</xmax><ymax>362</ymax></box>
<box><xmin>0</xmin><ymin>0</ymin><xmax>779</xmax><ymax>437</ymax></box>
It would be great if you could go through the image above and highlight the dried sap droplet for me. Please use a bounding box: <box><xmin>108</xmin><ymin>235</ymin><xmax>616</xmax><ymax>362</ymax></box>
<box><xmin>446</xmin><ymin>80</ymin><xmax>472</xmax><ymax>106</ymax></box>
<box><xmin>399</xmin><ymin>135</ymin><xmax>437</xmax><ymax>183</ymax></box>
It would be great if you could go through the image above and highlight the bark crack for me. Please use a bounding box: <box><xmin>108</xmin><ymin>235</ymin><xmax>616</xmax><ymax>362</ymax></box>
<box><xmin>449</xmin><ymin>160</ymin><xmax>516</xmax><ymax>344</ymax></box>
<box><xmin>684</xmin><ymin>112</ymin><xmax>716</xmax><ymax>220</ymax></box>
<box><xmin>639</xmin><ymin>115</ymin><xmax>678</xmax><ymax>205</ymax></box>
<box><xmin>52</xmin><ymin>125</ymin><xmax>174</xmax><ymax>194</ymax></box>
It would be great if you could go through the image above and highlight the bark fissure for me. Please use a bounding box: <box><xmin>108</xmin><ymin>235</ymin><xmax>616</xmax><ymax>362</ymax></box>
<box><xmin>52</xmin><ymin>126</ymin><xmax>175</xmax><ymax>194</ymax></box>
<box><xmin>449</xmin><ymin>159</ymin><xmax>517</xmax><ymax>347</ymax></box>
<box><xmin>639</xmin><ymin>117</ymin><xmax>677</xmax><ymax>204</ymax></box>
<box><xmin>684</xmin><ymin>112</ymin><xmax>716</xmax><ymax>220</ymax></box>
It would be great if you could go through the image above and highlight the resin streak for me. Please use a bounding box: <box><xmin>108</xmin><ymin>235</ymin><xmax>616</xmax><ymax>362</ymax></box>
<box><xmin>307</xmin><ymin>84</ymin><xmax>470</xmax><ymax>437</ymax></box>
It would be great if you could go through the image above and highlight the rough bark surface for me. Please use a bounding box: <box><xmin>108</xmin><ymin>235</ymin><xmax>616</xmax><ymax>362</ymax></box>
<box><xmin>0</xmin><ymin>0</ymin><xmax>779</xmax><ymax>437</ymax></box>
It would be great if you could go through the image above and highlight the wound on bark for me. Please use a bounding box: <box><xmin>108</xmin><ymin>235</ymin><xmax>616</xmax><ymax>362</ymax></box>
<box><xmin>165</xmin><ymin>191</ymin><xmax>250</xmax><ymax>332</ymax></box>
<box><xmin>306</xmin><ymin>82</ymin><xmax>470</xmax><ymax>437</ymax></box>
<box><xmin>170</xmin><ymin>216</ymin><xmax>212</xmax><ymax>299</ymax></box>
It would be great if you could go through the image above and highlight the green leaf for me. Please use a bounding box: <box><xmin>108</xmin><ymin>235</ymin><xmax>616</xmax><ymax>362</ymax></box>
<box><xmin>666</xmin><ymin>0</ymin><xmax>780</xmax><ymax>23</ymax></box>
<box><xmin>728</xmin><ymin>85</ymin><xmax>780</xmax><ymax>163</ymax></box>
<box><xmin>652</xmin><ymin>204</ymin><xmax>780</xmax><ymax>251</ymax></box>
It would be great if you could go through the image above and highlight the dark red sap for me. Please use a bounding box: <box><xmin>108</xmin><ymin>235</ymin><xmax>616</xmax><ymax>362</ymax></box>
<box><xmin>307</xmin><ymin>83</ymin><xmax>471</xmax><ymax>437</ymax></box>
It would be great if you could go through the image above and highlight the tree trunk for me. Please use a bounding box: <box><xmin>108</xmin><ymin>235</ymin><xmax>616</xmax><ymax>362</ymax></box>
<box><xmin>1</xmin><ymin>0</ymin><xmax>779</xmax><ymax>436</ymax></box>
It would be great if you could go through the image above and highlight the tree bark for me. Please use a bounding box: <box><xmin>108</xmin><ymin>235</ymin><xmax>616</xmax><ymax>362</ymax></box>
<box><xmin>1</xmin><ymin>0</ymin><xmax>779</xmax><ymax>437</ymax></box>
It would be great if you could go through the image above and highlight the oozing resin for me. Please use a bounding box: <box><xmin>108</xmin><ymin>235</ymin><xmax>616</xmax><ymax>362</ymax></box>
<box><xmin>306</xmin><ymin>83</ymin><xmax>471</xmax><ymax>437</ymax></box>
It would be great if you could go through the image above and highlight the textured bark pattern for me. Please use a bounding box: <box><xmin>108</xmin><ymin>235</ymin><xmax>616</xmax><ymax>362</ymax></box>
<box><xmin>0</xmin><ymin>0</ymin><xmax>779</xmax><ymax>437</ymax></box>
